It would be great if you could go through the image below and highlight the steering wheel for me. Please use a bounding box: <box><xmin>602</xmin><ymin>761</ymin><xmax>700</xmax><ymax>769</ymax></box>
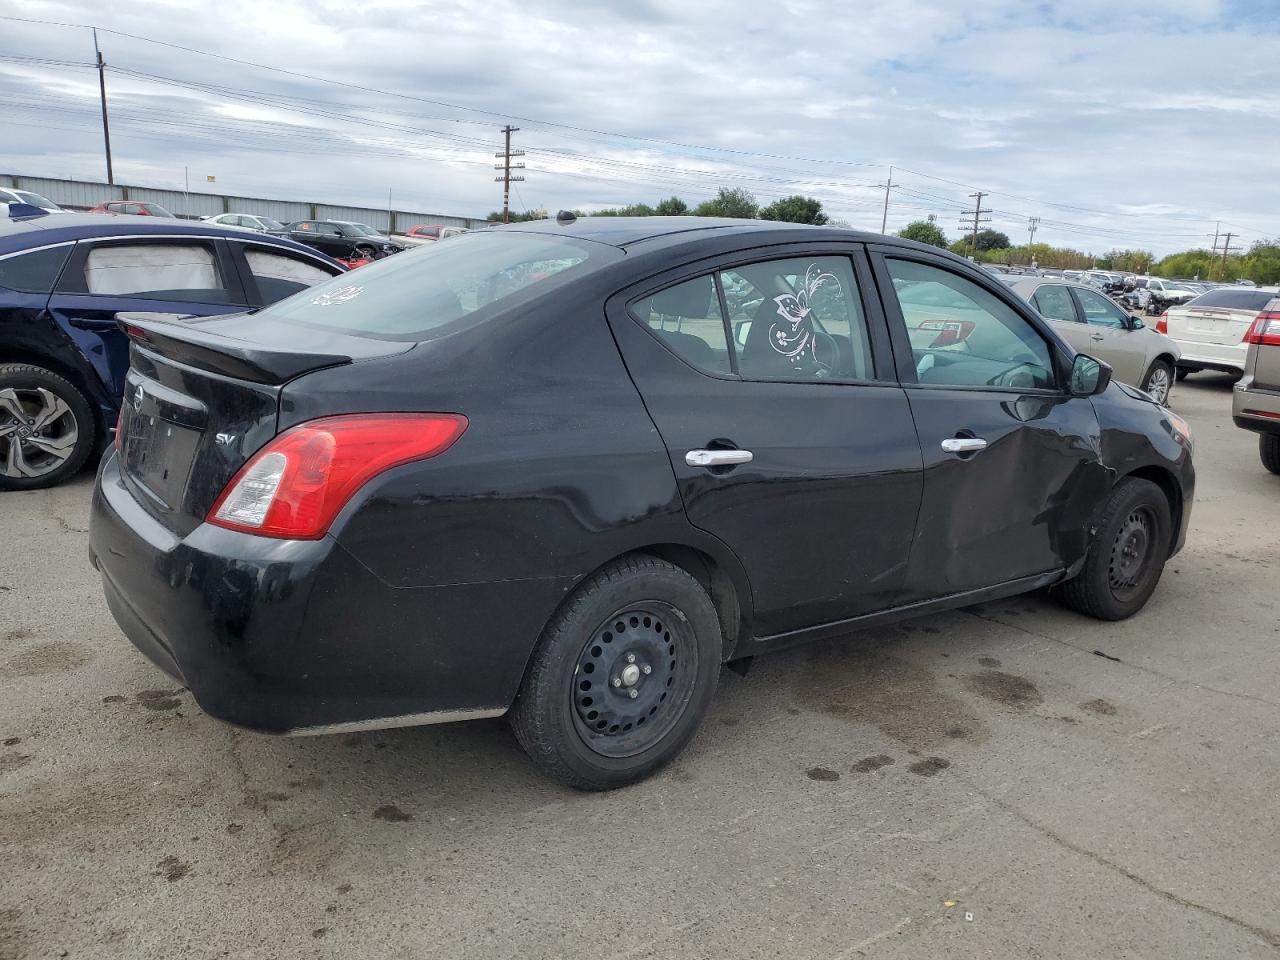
<box><xmin>992</xmin><ymin>363</ymin><xmax>1041</xmax><ymax>389</ymax></box>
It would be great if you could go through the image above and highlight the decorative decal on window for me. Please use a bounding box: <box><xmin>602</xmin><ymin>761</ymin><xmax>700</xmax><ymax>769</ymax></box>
<box><xmin>769</xmin><ymin>264</ymin><xmax>839</xmax><ymax>372</ymax></box>
<box><xmin>310</xmin><ymin>284</ymin><xmax>363</xmax><ymax>306</ymax></box>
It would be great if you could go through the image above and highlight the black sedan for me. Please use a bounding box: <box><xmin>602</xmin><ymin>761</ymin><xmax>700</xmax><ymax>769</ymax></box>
<box><xmin>89</xmin><ymin>217</ymin><xmax>1195</xmax><ymax>789</ymax></box>
<box><xmin>271</xmin><ymin>220</ymin><xmax>404</xmax><ymax>260</ymax></box>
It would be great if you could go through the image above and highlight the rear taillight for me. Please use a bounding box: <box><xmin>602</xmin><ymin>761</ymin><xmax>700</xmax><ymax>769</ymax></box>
<box><xmin>1156</xmin><ymin>312</ymin><xmax>1168</xmax><ymax>334</ymax></box>
<box><xmin>1242</xmin><ymin>311</ymin><xmax>1280</xmax><ymax>346</ymax></box>
<box><xmin>206</xmin><ymin>413</ymin><xmax>468</xmax><ymax>539</ymax></box>
<box><xmin>114</xmin><ymin>405</ymin><xmax>125</xmax><ymax>450</ymax></box>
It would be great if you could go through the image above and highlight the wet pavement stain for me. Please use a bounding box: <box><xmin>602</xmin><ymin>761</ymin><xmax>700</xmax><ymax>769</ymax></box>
<box><xmin>102</xmin><ymin>695</ymin><xmax>126</xmax><ymax>704</ymax></box>
<box><xmin>0</xmin><ymin>753</ymin><xmax>32</xmax><ymax>775</ymax></box>
<box><xmin>978</xmin><ymin>657</ymin><xmax>1003</xmax><ymax>669</ymax></box>
<box><xmin>797</xmin><ymin>642</ymin><xmax>991</xmax><ymax>750</ymax></box>
<box><xmin>805</xmin><ymin>766</ymin><xmax>841</xmax><ymax>782</ymax></box>
<box><xmin>964</xmin><ymin>670</ymin><xmax>1043</xmax><ymax>708</ymax></box>
<box><xmin>0</xmin><ymin>640</ymin><xmax>92</xmax><ymax>678</ymax></box>
<box><xmin>908</xmin><ymin>757</ymin><xmax>951</xmax><ymax>777</ymax></box>
<box><xmin>1081</xmin><ymin>698</ymin><xmax>1118</xmax><ymax>716</ymax></box>
<box><xmin>154</xmin><ymin>856</ymin><xmax>191</xmax><ymax>882</ymax></box>
<box><xmin>850</xmin><ymin>754</ymin><xmax>895</xmax><ymax>774</ymax></box>
<box><xmin>372</xmin><ymin>804</ymin><xmax>414</xmax><ymax>822</ymax></box>
<box><xmin>3</xmin><ymin>737</ymin><xmax>20</xmax><ymax>746</ymax></box>
<box><xmin>136</xmin><ymin>689</ymin><xmax>183</xmax><ymax>712</ymax></box>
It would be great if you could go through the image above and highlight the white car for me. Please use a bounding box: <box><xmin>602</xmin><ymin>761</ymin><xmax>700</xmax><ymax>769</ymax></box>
<box><xmin>1161</xmin><ymin>287</ymin><xmax>1280</xmax><ymax>380</ymax></box>
<box><xmin>0</xmin><ymin>187</ymin><xmax>68</xmax><ymax>213</ymax></box>
<box><xmin>200</xmin><ymin>213</ymin><xmax>285</xmax><ymax>233</ymax></box>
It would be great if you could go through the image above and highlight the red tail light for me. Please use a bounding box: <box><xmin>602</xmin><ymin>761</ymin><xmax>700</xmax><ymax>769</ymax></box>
<box><xmin>114</xmin><ymin>405</ymin><xmax>125</xmax><ymax>449</ymax></box>
<box><xmin>1242</xmin><ymin>311</ymin><xmax>1280</xmax><ymax>346</ymax></box>
<box><xmin>1156</xmin><ymin>312</ymin><xmax>1168</xmax><ymax>334</ymax></box>
<box><xmin>207</xmin><ymin>413</ymin><xmax>468</xmax><ymax>539</ymax></box>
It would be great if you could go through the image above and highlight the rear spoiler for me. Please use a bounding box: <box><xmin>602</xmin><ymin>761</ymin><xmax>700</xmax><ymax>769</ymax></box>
<box><xmin>118</xmin><ymin>312</ymin><xmax>351</xmax><ymax>385</ymax></box>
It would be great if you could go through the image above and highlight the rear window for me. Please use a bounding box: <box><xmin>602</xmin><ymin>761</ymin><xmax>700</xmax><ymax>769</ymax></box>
<box><xmin>1188</xmin><ymin>289</ymin><xmax>1276</xmax><ymax>311</ymax></box>
<box><xmin>0</xmin><ymin>245</ymin><xmax>71</xmax><ymax>293</ymax></box>
<box><xmin>256</xmin><ymin>231</ymin><xmax>617</xmax><ymax>340</ymax></box>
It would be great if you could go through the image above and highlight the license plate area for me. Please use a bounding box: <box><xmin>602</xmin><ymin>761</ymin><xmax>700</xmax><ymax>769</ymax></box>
<box><xmin>120</xmin><ymin>373</ymin><xmax>208</xmax><ymax>512</ymax></box>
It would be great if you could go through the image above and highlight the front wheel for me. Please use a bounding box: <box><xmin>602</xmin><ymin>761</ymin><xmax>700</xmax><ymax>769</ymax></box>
<box><xmin>1261</xmin><ymin>434</ymin><xmax>1280</xmax><ymax>476</ymax></box>
<box><xmin>510</xmin><ymin>555</ymin><xmax>722</xmax><ymax>790</ymax></box>
<box><xmin>1141</xmin><ymin>359</ymin><xmax>1173</xmax><ymax>405</ymax></box>
<box><xmin>0</xmin><ymin>364</ymin><xmax>97</xmax><ymax>491</ymax></box>
<box><xmin>1057</xmin><ymin>478</ymin><xmax>1172</xmax><ymax>621</ymax></box>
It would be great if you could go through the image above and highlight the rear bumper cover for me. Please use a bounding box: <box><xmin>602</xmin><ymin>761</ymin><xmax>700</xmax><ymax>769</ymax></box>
<box><xmin>1172</xmin><ymin>339</ymin><xmax>1248</xmax><ymax>372</ymax></box>
<box><xmin>1233</xmin><ymin>379</ymin><xmax>1280</xmax><ymax>436</ymax></box>
<box><xmin>89</xmin><ymin>451</ymin><xmax>571</xmax><ymax>734</ymax></box>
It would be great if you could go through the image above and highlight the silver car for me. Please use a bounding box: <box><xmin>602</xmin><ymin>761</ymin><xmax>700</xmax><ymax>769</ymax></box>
<box><xmin>201</xmin><ymin>213</ymin><xmax>285</xmax><ymax>233</ymax></box>
<box><xmin>1230</xmin><ymin>296</ymin><xmax>1280</xmax><ymax>473</ymax></box>
<box><xmin>1005</xmin><ymin>277</ymin><xmax>1181</xmax><ymax>404</ymax></box>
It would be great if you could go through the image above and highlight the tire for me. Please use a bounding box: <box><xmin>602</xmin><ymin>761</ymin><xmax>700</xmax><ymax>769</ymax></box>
<box><xmin>510</xmin><ymin>554</ymin><xmax>722</xmax><ymax>790</ymax></box>
<box><xmin>1140</xmin><ymin>359</ymin><xmax>1173</xmax><ymax>405</ymax></box>
<box><xmin>1058</xmin><ymin>477</ymin><xmax>1172</xmax><ymax>621</ymax></box>
<box><xmin>1261</xmin><ymin>434</ymin><xmax>1280</xmax><ymax>476</ymax></box>
<box><xmin>0</xmin><ymin>363</ymin><xmax>96</xmax><ymax>491</ymax></box>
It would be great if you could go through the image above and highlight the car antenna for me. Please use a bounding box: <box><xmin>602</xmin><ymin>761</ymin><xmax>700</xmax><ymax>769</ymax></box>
<box><xmin>556</xmin><ymin>210</ymin><xmax>577</xmax><ymax>225</ymax></box>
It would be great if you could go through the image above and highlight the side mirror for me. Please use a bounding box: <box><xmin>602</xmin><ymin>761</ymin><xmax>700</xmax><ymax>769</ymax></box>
<box><xmin>1125</xmin><ymin>315</ymin><xmax>1144</xmax><ymax>331</ymax></box>
<box><xmin>1070</xmin><ymin>354</ymin><xmax>1112</xmax><ymax>397</ymax></box>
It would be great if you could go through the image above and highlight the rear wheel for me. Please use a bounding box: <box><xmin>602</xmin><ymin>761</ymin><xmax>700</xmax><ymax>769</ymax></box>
<box><xmin>1141</xmin><ymin>359</ymin><xmax>1173</xmax><ymax>405</ymax></box>
<box><xmin>1058</xmin><ymin>478</ymin><xmax>1172</xmax><ymax>621</ymax></box>
<box><xmin>510</xmin><ymin>555</ymin><xmax>722</xmax><ymax>790</ymax></box>
<box><xmin>0</xmin><ymin>364</ymin><xmax>96</xmax><ymax>491</ymax></box>
<box><xmin>1261</xmin><ymin>434</ymin><xmax>1280</xmax><ymax>476</ymax></box>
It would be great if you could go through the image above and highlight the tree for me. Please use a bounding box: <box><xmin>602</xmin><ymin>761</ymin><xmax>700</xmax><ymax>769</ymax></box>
<box><xmin>897</xmin><ymin>220</ymin><xmax>948</xmax><ymax>248</ymax></box>
<box><xmin>974</xmin><ymin>229</ymin><xmax>1011</xmax><ymax>252</ymax></box>
<box><xmin>486</xmin><ymin>209</ymin><xmax>546</xmax><ymax>223</ymax></box>
<box><xmin>692</xmin><ymin>187</ymin><xmax>759</xmax><ymax>219</ymax></box>
<box><xmin>758</xmin><ymin>195</ymin><xmax>829</xmax><ymax>225</ymax></box>
<box><xmin>654</xmin><ymin>196</ymin><xmax>690</xmax><ymax>216</ymax></box>
<box><xmin>591</xmin><ymin>203</ymin><xmax>656</xmax><ymax>217</ymax></box>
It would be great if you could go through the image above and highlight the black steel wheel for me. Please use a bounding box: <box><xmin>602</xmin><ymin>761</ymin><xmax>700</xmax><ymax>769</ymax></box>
<box><xmin>511</xmin><ymin>555</ymin><xmax>722</xmax><ymax>790</ymax></box>
<box><xmin>1261</xmin><ymin>434</ymin><xmax>1280</xmax><ymax>476</ymax></box>
<box><xmin>1058</xmin><ymin>477</ymin><xmax>1172</xmax><ymax>620</ymax></box>
<box><xmin>570</xmin><ymin>602</ymin><xmax>697</xmax><ymax>758</ymax></box>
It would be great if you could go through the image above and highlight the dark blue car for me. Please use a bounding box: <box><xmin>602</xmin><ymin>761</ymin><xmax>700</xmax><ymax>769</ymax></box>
<box><xmin>0</xmin><ymin>209</ymin><xmax>346</xmax><ymax>489</ymax></box>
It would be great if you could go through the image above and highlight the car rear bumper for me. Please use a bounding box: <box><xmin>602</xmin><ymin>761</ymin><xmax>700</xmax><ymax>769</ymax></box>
<box><xmin>1233</xmin><ymin>378</ymin><xmax>1280</xmax><ymax>436</ymax></box>
<box><xmin>1171</xmin><ymin>339</ymin><xmax>1248</xmax><ymax>372</ymax></box>
<box><xmin>89</xmin><ymin>451</ymin><xmax>567</xmax><ymax>734</ymax></box>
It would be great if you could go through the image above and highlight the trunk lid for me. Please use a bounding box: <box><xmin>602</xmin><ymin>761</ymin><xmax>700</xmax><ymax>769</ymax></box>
<box><xmin>116</xmin><ymin>311</ymin><xmax>412</xmax><ymax>535</ymax></box>
<box><xmin>1165</xmin><ymin>304</ymin><xmax>1255</xmax><ymax>346</ymax></box>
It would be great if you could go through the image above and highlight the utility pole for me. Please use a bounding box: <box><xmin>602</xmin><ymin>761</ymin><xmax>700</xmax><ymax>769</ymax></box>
<box><xmin>494</xmin><ymin>125</ymin><xmax>525</xmax><ymax>224</ymax></box>
<box><xmin>1220</xmin><ymin>232</ymin><xmax>1237</xmax><ymax>278</ymax></box>
<box><xmin>1210</xmin><ymin>220</ymin><xmax>1221</xmax><ymax>257</ymax></box>
<box><xmin>93</xmin><ymin>29</ymin><xmax>114</xmax><ymax>185</ymax></box>
<box><xmin>958</xmin><ymin>192</ymin><xmax>990</xmax><ymax>258</ymax></box>
<box><xmin>879</xmin><ymin>165</ymin><xmax>894</xmax><ymax>234</ymax></box>
<box><xmin>1027</xmin><ymin>215</ymin><xmax>1039</xmax><ymax>247</ymax></box>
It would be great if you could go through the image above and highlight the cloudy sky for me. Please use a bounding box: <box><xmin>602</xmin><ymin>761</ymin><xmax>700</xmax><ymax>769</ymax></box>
<box><xmin>1</xmin><ymin>0</ymin><xmax>1276</xmax><ymax>254</ymax></box>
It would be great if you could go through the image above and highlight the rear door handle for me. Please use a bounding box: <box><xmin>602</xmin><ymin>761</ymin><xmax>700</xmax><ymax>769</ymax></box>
<box><xmin>686</xmin><ymin>449</ymin><xmax>753</xmax><ymax>467</ymax></box>
<box><xmin>940</xmin><ymin>437</ymin><xmax>987</xmax><ymax>454</ymax></box>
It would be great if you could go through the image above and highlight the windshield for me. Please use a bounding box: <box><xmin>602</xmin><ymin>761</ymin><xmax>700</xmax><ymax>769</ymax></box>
<box><xmin>1189</xmin><ymin>289</ymin><xmax>1277</xmax><ymax>311</ymax></box>
<box><xmin>13</xmin><ymin>191</ymin><xmax>59</xmax><ymax>209</ymax></box>
<box><xmin>255</xmin><ymin>230</ymin><xmax>618</xmax><ymax>341</ymax></box>
<box><xmin>261</xmin><ymin>218</ymin><xmax>284</xmax><ymax>230</ymax></box>
<box><xmin>344</xmin><ymin>223</ymin><xmax>382</xmax><ymax>237</ymax></box>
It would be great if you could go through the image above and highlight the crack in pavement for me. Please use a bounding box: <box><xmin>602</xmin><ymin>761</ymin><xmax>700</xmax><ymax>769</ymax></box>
<box><xmin>969</xmin><ymin>781</ymin><xmax>1280</xmax><ymax>950</ymax></box>
<box><xmin>962</xmin><ymin>609</ymin><xmax>1280</xmax><ymax>710</ymax></box>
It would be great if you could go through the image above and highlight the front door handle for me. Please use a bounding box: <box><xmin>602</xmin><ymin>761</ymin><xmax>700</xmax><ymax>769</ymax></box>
<box><xmin>686</xmin><ymin>449</ymin><xmax>753</xmax><ymax>467</ymax></box>
<box><xmin>940</xmin><ymin>437</ymin><xmax>987</xmax><ymax>454</ymax></box>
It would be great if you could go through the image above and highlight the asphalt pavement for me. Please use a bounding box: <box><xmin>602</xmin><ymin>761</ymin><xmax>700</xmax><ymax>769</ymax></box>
<box><xmin>1</xmin><ymin>372</ymin><xmax>1277</xmax><ymax>960</ymax></box>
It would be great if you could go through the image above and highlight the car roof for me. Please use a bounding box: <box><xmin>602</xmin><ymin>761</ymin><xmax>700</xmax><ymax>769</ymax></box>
<box><xmin>489</xmin><ymin>215</ymin><xmax>962</xmax><ymax>259</ymax></box>
<box><xmin>0</xmin><ymin>211</ymin><xmax>343</xmax><ymax>264</ymax></box>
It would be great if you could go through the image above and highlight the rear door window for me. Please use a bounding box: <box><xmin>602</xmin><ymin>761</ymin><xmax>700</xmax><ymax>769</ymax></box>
<box><xmin>255</xmin><ymin>231</ymin><xmax>615</xmax><ymax>340</ymax></box>
<box><xmin>1031</xmin><ymin>284</ymin><xmax>1077</xmax><ymax>322</ymax></box>
<box><xmin>80</xmin><ymin>242</ymin><xmax>232</xmax><ymax>303</ymax></box>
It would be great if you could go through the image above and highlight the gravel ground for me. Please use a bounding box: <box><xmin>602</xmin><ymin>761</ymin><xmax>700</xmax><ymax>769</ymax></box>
<box><xmin>1</xmin><ymin>372</ymin><xmax>1277</xmax><ymax>960</ymax></box>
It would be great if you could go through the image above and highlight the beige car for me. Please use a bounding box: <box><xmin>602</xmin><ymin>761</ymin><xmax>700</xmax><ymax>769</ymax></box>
<box><xmin>1231</xmin><ymin>297</ymin><xmax>1280</xmax><ymax>473</ymax></box>
<box><xmin>1005</xmin><ymin>278</ymin><xmax>1180</xmax><ymax>404</ymax></box>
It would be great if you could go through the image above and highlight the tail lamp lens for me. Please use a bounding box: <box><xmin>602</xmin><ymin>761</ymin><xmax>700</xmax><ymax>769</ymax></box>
<box><xmin>207</xmin><ymin>413</ymin><xmax>468</xmax><ymax>539</ymax></box>
<box><xmin>1242</xmin><ymin>312</ymin><xmax>1280</xmax><ymax>346</ymax></box>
